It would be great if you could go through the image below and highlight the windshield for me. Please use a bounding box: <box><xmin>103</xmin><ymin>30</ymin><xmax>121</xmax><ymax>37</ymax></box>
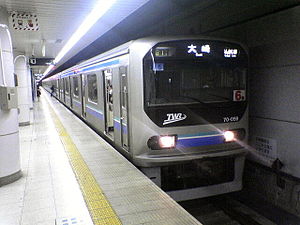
<box><xmin>143</xmin><ymin>40</ymin><xmax>247</xmax><ymax>108</ymax></box>
<box><xmin>143</xmin><ymin>40</ymin><xmax>248</xmax><ymax>127</ymax></box>
<box><xmin>144</xmin><ymin>60</ymin><xmax>246</xmax><ymax>106</ymax></box>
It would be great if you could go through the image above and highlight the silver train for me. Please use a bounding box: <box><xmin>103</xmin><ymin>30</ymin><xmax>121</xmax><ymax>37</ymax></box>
<box><xmin>43</xmin><ymin>36</ymin><xmax>248</xmax><ymax>201</ymax></box>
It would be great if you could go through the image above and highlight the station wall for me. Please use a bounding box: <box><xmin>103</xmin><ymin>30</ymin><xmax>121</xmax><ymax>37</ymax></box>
<box><xmin>148</xmin><ymin>3</ymin><xmax>300</xmax><ymax>215</ymax></box>
<box><xmin>210</xmin><ymin>6</ymin><xmax>300</xmax><ymax>178</ymax></box>
<box><xmin>159</xmin><ymin>4</ymin><xmax>300</xmax><ymax>179</ymax></box>
<box><xmin>186</xmin><ymin>5</ymin><xmax>300</xmax><ymax>215</ymax></box>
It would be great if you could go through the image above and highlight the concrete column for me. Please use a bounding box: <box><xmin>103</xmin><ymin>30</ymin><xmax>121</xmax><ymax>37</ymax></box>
<box><xmin>32</xmin><ymin>75</ymin><xmax>37</xmax><ymax>101</ymax></box>
<box><xmin>27</xmin><ymin>66</ymin><xmax>33</xmax><ymax>109</ymax></box>
<box><xmin>15</xmin><ymin>55</ymin><xmax>30</xmax><ymax>125</ymax></box>
<box><xmin>0</xmin><ymin>22</ymin><xmax>21</xmax><ymax>185</ymax></box>
<box><xmin>0</xmin><ymin>7</ymin><xmax>9</xmax><ymax>24</ymax></box>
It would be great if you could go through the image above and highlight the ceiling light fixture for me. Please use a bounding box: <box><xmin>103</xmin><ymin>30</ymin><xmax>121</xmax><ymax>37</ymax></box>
<box><xmin>41</xmin><ymin>39</ymin><xmax>46</xmax><ymax>57</ymax></box>
<box><xmin>43</xmin><ymin>64</ymin><xmax>54</xmax><ymax>76</ymax></box>
<box><xmin>42</xmin><ymin>0</ymin><xmax>116</xmax><ymax>77</ymax></box>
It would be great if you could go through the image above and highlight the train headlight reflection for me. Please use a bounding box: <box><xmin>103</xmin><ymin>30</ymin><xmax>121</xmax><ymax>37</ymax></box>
<box><xmin>147</xmin><ymin>135</ymin><xmax>177</xmax><ymax>150</ymax></box>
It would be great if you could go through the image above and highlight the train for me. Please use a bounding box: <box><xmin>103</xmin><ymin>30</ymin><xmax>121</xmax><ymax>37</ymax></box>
<box><xmin>43</xmin><ymin>36</ymin><xmax>248</xmax><ymax>201</ymax></box>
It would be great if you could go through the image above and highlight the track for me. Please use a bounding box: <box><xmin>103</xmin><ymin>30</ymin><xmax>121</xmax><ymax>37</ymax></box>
<box><xmin>179</xmin><ymin>195</ymin><xmax>277</xmax><ymax>225</ymax></box>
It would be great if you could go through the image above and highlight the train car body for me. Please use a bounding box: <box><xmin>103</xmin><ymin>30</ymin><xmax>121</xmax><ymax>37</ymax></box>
<box><xmin>43</xmin><ymin>36</ymin><xmax>248</xmax><ymax>201</ymax></box>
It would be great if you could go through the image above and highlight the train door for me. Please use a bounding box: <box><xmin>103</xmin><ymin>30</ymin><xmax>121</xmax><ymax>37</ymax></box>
<box><xmin>56</xmin><ymin>80</ymin><xmax>59</xmax><ymax>97</ymax></box>
<box><xmin>63</xmin><ymin>78</ymin><xmax>66</xmax><ymax>102</ymax></box>
<box><xmin>58</xmin><ymin>79</ymin><xmax>60</xmax><ymax>98</ymax></box>
<box><xmin>80</xmin><ymin>74</ymin><xmax>86</xmax><ymax>117</ymax></box>
<box><xmin>119</xmin><ymin>67</ymin><xmax>129</xmax><ymax>150</ymax></box>
<box><xmin>103</xmin><ymin>69</ymin><xmax>114</xmax><ymax>139</ymax></box>
<box><xmin>69</xmin><ymin>77</ymin><xmax>73</xmax><ymax>108</ymax></box>
<box><xmin>60</xmin><ymin>79</ymin><xmax>63</xmax><ymax>99</ymax></box>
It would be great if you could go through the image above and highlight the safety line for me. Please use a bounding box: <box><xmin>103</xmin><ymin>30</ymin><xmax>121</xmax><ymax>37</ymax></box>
<box><xmin>45</xmin><ymin>98</ymin><xmax>122</xmax><ymax>225</ymax></box>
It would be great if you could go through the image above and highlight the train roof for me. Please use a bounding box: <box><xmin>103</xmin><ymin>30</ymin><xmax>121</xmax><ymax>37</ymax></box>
<box><xmin>76</xmin><ymin>35</ymin><xmax>248</xmax><ymax>65</ymax></box>
<box><xmin>51</xmin><ymin>35</ymin><xmax>248</xmax><ymax>79</ymax></box>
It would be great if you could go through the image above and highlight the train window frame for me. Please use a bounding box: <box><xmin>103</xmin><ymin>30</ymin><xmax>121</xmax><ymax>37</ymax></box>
<box><xmin>73</xmin><ymin>76</ymin><xmax>80</xmax><ymax>98</ymax></box>
<box><xmin>143</xmin><ymin>41</ymin><xmax>248</xmax><ymax>107</ymax></box>
<box><xmin>55</xmin><ymin>80</ymin><xmax>59</xmax><ymax>94</ymax></box>
<box><xmin>87</xmin><ymin>73</ymin><xmax>98</xmax><ymax>104</ymax></box>
<box><xmin>65</xmin><ymin>77</ymin><xmax>70</xmax><ymax>95</ymax></box>
<box><xmin>60</xmin><ymin>79</ymin><xmax>63</xmax><ymax>93</ymax></box>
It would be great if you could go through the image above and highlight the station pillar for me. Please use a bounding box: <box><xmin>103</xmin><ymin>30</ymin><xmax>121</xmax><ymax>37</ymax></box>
<box><xmin>15</xmin><ymin>55</ymin><xmax>31</xmax><ymax>126</ymax></box>
<box><xmin>0</xmin><ymin>22</ymin><xmax>21</xmax><ymax>185</ymax></box>
<box><xmin>27</xmin><ymin>66</ymin><xmax>33</xmax><ymax>108</ymax></box>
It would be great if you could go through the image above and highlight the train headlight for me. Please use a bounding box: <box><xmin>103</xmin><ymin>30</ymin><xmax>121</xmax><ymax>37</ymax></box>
<box><xmin>223</xmin><ymin>129</ymin><xmax>246</xmax><ymax>142</ymax></box>
<box><xmin>147</xmin><ymin>135</ymin><xmax>177</xmax><ymax>150</ymax></box>
<box><xmin>224</xmin><ymin>131</ymin><xmax>235</xmax><ymax>142</ymax></box>
<box><xmin>159</xmin><ymin>136</ymin><xmax>176</xmax><ymax>148</ymax></box>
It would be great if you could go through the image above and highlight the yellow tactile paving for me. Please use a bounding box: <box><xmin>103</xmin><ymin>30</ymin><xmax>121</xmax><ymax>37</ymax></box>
<box><xmin>45</xmin><ymin>99</ymin><xmax>122</xmax><ymax>225</ymax></box>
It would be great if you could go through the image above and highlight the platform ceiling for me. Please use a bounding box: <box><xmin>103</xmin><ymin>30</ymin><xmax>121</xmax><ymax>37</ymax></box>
<box><xmin>0</xmin><ymin>0</ymin><xmax>298</xmax><ymax>79</ymax></box>
<box><xmin>0</xmin><ymin>0</ymin><xmax>149</xmax><ymax>78</ymax></box>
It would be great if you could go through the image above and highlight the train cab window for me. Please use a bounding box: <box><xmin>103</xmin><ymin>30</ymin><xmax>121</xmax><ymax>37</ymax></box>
<box><xmin>87</xmin><ymin>74</ymin><xmax>98</xmax><ymax>103</ymax></box>
<box><xmin>143</xmin><ymin>40</ymin><xmax>247</xmax><ymax>107</ymax></box>
<box><xmin>73</xmin><ymin>76</ymin><xmax>79</xmax><ymax>97</ymax></box>
<box><xmin>142</xmin><ymin>40</ymin><xmax>248</xmax><ymax>127</ymax></box>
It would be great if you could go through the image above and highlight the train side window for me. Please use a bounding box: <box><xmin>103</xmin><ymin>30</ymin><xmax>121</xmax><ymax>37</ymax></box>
<box><xmin>55</xmin><ymin>80</ymin><xmax>58</xmax><ymax>94</ymax></box>
<box><xmin>87</xmin><ymin>74</ymin><xmax>97</xmax><ymax>103</ymax></box>
<box><xmin>60</xmin><ymin>79</ymin><xmax>63</xmax><ymax>91</ymax></box>
<box><xmin>73</xmin><ymin>76</ymin><xmax>79</xmax><ymax>97</ymax></box>
<box><xmin>120</xmin><ymin>68</ymin><xmax>128</xmax><ymax>109</ymax></box>
<box><xmin>65</xmin><ymin>77</ymin><xmax>69</xmax><ymax>94</ymax></box>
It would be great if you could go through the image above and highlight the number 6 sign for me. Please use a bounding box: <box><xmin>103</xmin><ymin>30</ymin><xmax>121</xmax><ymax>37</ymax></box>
<box><xmin>233</xmin><ymin>90</ymin><xmax>246</xmax><ymax>101</ymax></box>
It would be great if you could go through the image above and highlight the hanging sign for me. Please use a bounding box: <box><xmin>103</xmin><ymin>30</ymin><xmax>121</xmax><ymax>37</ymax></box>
<box><xmin>29</xmin><ymin>58</ymin><xmax>54</xmax><ymax>66</ymax></box>
<box><xmin>11</xmin><ymin>12</ymin><xmax>39</xmax><ymax>31</ymax></box>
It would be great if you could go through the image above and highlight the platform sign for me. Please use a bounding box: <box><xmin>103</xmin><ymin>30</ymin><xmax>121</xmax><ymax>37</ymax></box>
<box><xmin>29</xmin><ymin>58</ymin><xmax>54</xmax><ymax>66</ymax></box>
<box><xmin>11</xmin><ymin>12</ymin><xmax>39</xmax><ymax>31</ymax></box>
<box><xmin>254</xmin><ymin>136</ymin><xmax>277</xmax><ymax>159</ymax></box>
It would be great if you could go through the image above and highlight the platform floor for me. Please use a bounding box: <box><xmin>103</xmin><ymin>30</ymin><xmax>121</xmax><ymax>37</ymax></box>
<box><xmin>0</xmin><ymin>90</ymin><xmax>201</xmax><ymax>225</ymax></box>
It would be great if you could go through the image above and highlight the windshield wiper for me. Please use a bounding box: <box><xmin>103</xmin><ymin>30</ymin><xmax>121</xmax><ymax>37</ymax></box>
<box><xmin>180</xmin><ymin>95</ymin><xmax>212</xmax><ymax>106</ymax></box>
<box><xmin>206</xmin><ymin>93</ymin><xmax>233</xmax><ymax>102</ymax></box>
<box><xmin>180</xmin><ymin>94</ymin><xmax>238</xmax><ymax>109</ymax></box>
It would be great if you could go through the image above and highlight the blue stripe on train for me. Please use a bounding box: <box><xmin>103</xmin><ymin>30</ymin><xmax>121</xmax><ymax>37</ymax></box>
<box><xmin>114</xmin><ymin>119</ymin><xmax>127</xmax><ymax>134</ymax></box>
<box><xmin>81</xmin><ymin>59</ymin><xmax>120</xmax><ymax>73</ymax></box>
<box><xmin>178</xmin><ymin>131</ymin><xmax>220</xmax><ymax>138</ymax></box>
<box><xmin>81</xmin><ymin>106</ymin><xmax>128</xmax><ymax>133</ymax></box>
<box><xmin>61</xmin><ymin>59</ymin><xmax>120</xmax><ymax>78</ymax></box>
<box><xmin>114</xmin><ymin>119</ymin><xmax>121</xmax><ymax>131</ymax></box>
<box><xmin>177</xmin><ymin>134</ymin><xmax>224</xmax><ymax>148</ymax></box>
<box><xmin>73</xmin><ymin>99</ymin><xmax>81</xmax><ymax>107</ymax></box>
<box><xmin>86</xmin><ymin>106</ymin><xmax>104</xmax><ymax>120</ymax></box>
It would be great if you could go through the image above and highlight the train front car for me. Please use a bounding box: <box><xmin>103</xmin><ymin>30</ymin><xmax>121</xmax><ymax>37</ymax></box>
<box><xmin>129</xmin><ymin>37</ymin><xmax>248</xmax><ymax>201</ymax></box>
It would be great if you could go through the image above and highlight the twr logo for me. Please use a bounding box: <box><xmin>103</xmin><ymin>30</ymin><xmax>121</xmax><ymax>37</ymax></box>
<box><xmin>163</xmin><ymin>113</ymin><xmax>187</xmax><ymax>125</ymax></box>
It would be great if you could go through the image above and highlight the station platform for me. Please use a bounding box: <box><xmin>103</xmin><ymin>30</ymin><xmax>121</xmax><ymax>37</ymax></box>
<box><xmin>0</xmin><ymin>90</ymin><xmax>202</xmax><ymax>225</ymax></box>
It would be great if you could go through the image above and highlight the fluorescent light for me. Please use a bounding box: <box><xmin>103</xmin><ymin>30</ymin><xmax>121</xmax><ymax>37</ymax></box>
<box><xmin>42</xmin><ymin>0</ymin><xmax>116</xmax><ymax>78</ymax></box>
<box><xmin>54</xmin><ymin>0</ymin><xmax>116</xmax><ymax>64</ymax></box>
<box><xmin>43</xmin><ymin>64</ymin><xmax>54</xmax><ymax>76</ymax></box>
